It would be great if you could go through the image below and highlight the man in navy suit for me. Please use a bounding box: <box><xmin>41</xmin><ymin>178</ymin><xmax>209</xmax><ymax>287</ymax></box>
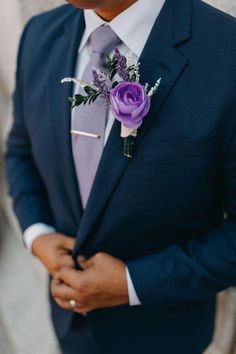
<box><xmin>5</xmin><ymin>0</ymin><xmax>236</xmax><ymax>353</ymax></box>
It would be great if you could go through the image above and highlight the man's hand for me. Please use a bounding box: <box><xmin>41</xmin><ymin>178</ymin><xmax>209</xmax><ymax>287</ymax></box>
<box><xmin>51</xmin><ymin>252</ymin><xmax>129</xmax><ymax>313</ymax></box>
<box><xmin>32</xmin><ymin>233</ymin><xmax>76</xmax><ymax>276</ymax></box>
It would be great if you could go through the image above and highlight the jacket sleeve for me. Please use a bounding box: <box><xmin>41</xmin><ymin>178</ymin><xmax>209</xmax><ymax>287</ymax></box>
<box><xmin>5</xmin><ymin>19</ymin><xmax>54</xmax><ymax>233</ymax></box>
<box><xmin>127</xmin><ymin>118</ymin><xmax>236</xmax><ymax>310</ymax></box>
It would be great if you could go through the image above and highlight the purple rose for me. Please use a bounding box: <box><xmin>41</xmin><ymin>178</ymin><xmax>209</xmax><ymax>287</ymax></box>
<box><xmin>110</xmin><ymin>82</ymin><xmax>151</xmax><ymax>129</ymax></box>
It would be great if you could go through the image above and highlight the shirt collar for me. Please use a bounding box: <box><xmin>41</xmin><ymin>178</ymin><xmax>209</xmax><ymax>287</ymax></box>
<box><xmin>79</xmin><ymin>0</ymin><xmax>166</xmax><ymax>58</ymax></box>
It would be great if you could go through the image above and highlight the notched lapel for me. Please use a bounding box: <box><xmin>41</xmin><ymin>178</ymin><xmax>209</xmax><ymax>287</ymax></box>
<box><xmin>73</xmin><ymin>0</ymin><xmax>193</xmax><ymax>255</ymax></box>
<box><xmin>48</xmin><ymin>10</ymin><xmax>85</xmax><ymax>225</ymax></box>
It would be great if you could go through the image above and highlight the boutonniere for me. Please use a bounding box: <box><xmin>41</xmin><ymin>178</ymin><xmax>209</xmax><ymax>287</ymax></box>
<box><xmin>62</xmin><ymin>48</ymin><xmax>161</xmax><ymax>158</ymax></box>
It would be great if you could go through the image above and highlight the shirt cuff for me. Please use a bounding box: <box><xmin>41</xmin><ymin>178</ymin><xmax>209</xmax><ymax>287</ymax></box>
<box><xmin>125</xmin><ymin>267</ymin><xmax>141</xmax><ymax>306</ymax></box>
<box><xmin>23</xmin><ymin>223</ymin><xmax>56</xmax><ymax>252</ymax></box>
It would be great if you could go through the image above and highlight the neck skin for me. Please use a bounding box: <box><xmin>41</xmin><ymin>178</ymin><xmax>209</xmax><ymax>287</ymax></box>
<box><xmin>95</xmin><ymin>0</ymin><xmax>137</xmax><ymax>21</ymax></box>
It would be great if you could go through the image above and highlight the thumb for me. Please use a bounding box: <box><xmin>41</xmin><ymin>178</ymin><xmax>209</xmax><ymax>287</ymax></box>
<box><xmin>77</xmin><ymin>255</ymin><xmax>93</xmax><ymax>270</ymax></box>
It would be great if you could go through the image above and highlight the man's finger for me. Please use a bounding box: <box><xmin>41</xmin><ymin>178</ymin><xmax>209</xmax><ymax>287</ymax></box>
<box><xmin>55</xmin><ymin>298</ymin><xmax>88</xmax><ymax>314</ymax></box>
<box><xmin>54</xmin><ymin>298</ymin><xmax>77</xmax><ymax>311</ymax></box>
<box><xmin>54</xmin><ymin>298</ymin><xmax>70</xmax><ymax>310</ymax></box>
<box><xmin>51</xmin><ymin>277</ymin><xmax>61</xmax><ymax>287</ymax></box>
<box><xmin>77</xmin><ymin>255</ymin><xmax>93</xmax><ymax>270</ymax></box>
<box><xmin>63</xmin><ymin>236</ymin><xmax>76</xmax><ymax>250</ymax></box>
<box><xmin>51</xmin><ymin>279</ymin><xmax>78</xmax><ymax>300</ymax></box>
<box><xmin>57</xmin><ymin>267</ymin><xmax>83</xmax><ymax>288</ymax></box>
<box><xmin>59</xmin><ymin>254</ymin><xmax>75</xmax><ymax>268</ymax></box>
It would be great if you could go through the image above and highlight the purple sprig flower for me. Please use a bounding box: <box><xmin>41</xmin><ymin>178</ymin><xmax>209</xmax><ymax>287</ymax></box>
<box><xmin>114</xmin><ymin>48</ymin><xmax>129</xmax><ymax>81</ymax></box>
<box><xmin>92</xmin><ymin>68</ymin><xmax>112</xmax><ymax>100</ymax></box>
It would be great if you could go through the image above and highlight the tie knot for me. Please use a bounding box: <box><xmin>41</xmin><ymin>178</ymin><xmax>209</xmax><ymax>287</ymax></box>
<box><xmin>90</xmin><ymin>26</ymin><xmax>121</xmax><ymax>56</ymax></box>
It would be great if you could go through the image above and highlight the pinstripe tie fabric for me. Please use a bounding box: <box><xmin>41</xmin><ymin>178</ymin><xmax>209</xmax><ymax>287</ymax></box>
<box><xmin>72</xmin><ymin>26</ymin><xmax>121</xmax><ymax>208</ymax></box>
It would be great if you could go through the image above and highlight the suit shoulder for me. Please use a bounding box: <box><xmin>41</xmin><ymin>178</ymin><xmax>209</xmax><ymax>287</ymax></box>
<box><xmin>29</xmin><ymin>4</ymin><xmax>75</xmax><ymax>26</ymax></box>
<box><xmin>18</xmin><ymin>3</ymin><xmax>82</xmax><ymax>59</ymax></box>
<box><xmin>192</xmin><ymin>0</ymin><xmax>236</xmax><ymax>52</ymax></box>
<box><xmin>193</xmin><ymin>0</ymin><xmax>236</xmax><ymax>29</ymax></box>
<box><xmin>23</xmin><ymin>4</ymin><xmax>80</xmax><ymax>39</ymax></box>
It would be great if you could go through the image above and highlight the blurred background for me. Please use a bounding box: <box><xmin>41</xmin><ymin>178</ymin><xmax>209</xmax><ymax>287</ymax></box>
<box><xmin>0</xmin><ymin>1</ymin><xmax>236</xmax><ymax>354</ymax></box>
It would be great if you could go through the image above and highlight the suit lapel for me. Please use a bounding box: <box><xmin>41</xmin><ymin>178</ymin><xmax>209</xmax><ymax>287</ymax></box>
<box><xmin>73</xmin><ymin>0</ymin><xmax>193</xmax><ymax>255</ymax></box>
<box><xmin>48</xmin><ymin>9</ymin><xmax>85</xmax><ymax>225</ymax></box>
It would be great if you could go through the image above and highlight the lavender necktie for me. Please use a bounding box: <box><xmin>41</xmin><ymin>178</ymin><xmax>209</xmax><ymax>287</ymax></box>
<box><xmin>72</xmin><ymin>26</ymin><xmax>121</xmax><ymax>208</ymax></box>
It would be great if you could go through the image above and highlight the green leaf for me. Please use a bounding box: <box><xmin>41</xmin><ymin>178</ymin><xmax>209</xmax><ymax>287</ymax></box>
<box><xmin>68</xmin><ymin>95</ymin><xmax>86</xmax><ymax>109</ymax></box>
<box><xmin>104</xmin><ymin>54</ymin><xmax>111</xmax><ymax>69</ymax></box>
<box><xmin>74</xmin><ymin>94</ymin><xmax>87</xmax><ymax>102</ymax></box>
<box><xmin>112</xmin><ymin>81</ymin><xmax>119</xmax><ymax>88</ymax></box>
<box><xmin>88</xmin><ymin>92</ymin><xmax>101</xmax><ymax>104</ymax></box>
<box><xmin>110</xmin><ymin>68</ymin><xmax>118</xmax><ymax>80</ymax></box>
<box><xmin>93</xmin><ymin>92</ymin><xmax>101</xmax><ymax>102</ymax></box>
<box><xmin>84</xmin><ymin>86</ymin><xmax>97</xmax><ymax>96</ymax></box>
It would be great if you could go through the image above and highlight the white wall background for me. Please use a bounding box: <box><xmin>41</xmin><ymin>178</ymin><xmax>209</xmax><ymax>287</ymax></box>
<box><xmin>208</xmin><ymin>0</ymin><xmax>236</xmax><ymax>13</ymax></box>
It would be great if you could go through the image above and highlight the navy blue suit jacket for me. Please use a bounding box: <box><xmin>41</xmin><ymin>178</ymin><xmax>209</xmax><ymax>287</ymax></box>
<box><xmin>5</xmin><ymin>0</ymin><xmax>236</xmax><ymax>353</ymax></box>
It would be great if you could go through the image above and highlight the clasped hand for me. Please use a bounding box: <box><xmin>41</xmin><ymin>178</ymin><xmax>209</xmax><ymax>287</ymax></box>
<box><xmin>51</xmin><ymin>252</ymin><xmax>129</xmax><ymax>313</ymax></box>
<box><xmin>32</xmin><ymin>233</ymin><xmax>129</xmax><ymax>313</ymax></box>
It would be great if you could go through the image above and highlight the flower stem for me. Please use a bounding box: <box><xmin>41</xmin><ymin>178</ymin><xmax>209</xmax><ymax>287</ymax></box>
<box><xmin>123</xmin><ymin>136</ymin><xmax>135</xmax><ymax>158</ymax></box>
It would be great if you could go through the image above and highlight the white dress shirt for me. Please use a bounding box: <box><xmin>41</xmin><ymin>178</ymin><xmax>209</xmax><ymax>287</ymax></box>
<box><xmin>23</xmin><ymin>0</ymin><xmax>166</xmax><ymax>306</ymax></box>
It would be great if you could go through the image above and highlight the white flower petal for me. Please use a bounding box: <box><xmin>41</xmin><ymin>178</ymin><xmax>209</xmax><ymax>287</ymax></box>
<box><xmin>61</xmin><ymin>77</ymin><xmax>90</xmax><ymax>88</ymax></box>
